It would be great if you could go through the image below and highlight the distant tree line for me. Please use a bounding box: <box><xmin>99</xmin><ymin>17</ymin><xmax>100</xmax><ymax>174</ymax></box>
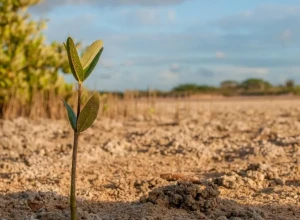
<box><xmin>100</xmin><ymin>78</ymin><xmax>300</xmax><ymax>98</ymax></box>
<box><xmin>170</xmin><ymin>78</ymin><xmax>300</xmax><ymax>97</ymax></box>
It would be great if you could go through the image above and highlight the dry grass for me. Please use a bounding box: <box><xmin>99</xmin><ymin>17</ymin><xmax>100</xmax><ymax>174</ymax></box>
<box><xmin>1</xmin><ymin>88</ymin><xmax>196</xmax><ymax>120</ymax></box>
<box><xmin>2</xmin><ymin>88</ymin><xmax>72</xmax><ymax>120</ymax></box>
<box><xmin>4</xmin><ymin>87</ymin><xmax>296</xmax><ymax>121</ymax></box>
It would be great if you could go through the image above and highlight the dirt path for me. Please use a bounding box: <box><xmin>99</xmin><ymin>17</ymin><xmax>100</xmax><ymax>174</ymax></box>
<box><xmin>0</xmin><ymin>99</ymin><xmax>299</xmax><ymax>219</ymax></box>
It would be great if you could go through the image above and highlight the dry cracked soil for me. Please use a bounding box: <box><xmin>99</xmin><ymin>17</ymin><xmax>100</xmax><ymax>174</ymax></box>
<box><xmin>0</xmin><ymin>98</ymin><xmax>299</xmax><ymax>220</ymax></box>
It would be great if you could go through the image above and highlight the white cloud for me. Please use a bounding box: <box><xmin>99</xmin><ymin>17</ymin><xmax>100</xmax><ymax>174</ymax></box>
<box><xmin>215</xmin><ymin>66</ymin><xmax>270</xmax><ymax>77</ymax></box>
<box><xmin>280</xmin><ymin>29</ymin><xmax>293</xmax><ymax>43</ymax></box>
<box><xmin>33</xmin><ymin>0</ymin><xmax>189</xmax><ymax>13</ymax></box>
<box><xmin>69</xmin><ymin>0</ymin><xmax>187</xmax><ymax>6</ymax></box>
<box><xmin>216</xmin><ymin>5</ymin><xmax>300</xmax><ymax>32</ymax></box>
<box><xmin>167</xmin><ymin>10</ymin><xmax>176</xmax><ymax>22</ymax></box>
<box><xmin>216</xmin><ymin>51</ymin><xmax>226</xmax><ymax>59</ymax></box>
<box><xmin>159</xmin><ymin>70</ymin><xmax>180</xmax><ymax>81</ymax></box>
<box><xmin>169</xmin><ymin>63</ymin><xmax>181</xmax><ymax>72</ymax></box>
<box><xmin>120</xmin><ymin>60</ymin><xmax>134</xmax><ymax>67</ymax></box>
<box><xmin>135</xmin><ymin>9</ymin><xmax>159</xmax><ymax>25</ymax></box>
<box><xmin>243</xmin><ymin>11</ymin><xmax>253</xmax><ymax>17</ymax></box>
<box><xmin>101</xmin><ymin>59</ymin><xmax>115</xmax><ymax>69</ymax></box>
<box><xmin>113</xmin><ymin>8</ymin><xmax>178</xmax><ymax>26</ymax></box>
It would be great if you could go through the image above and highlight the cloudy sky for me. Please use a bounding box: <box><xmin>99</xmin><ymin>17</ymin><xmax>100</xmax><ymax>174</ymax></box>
<box><xmin>30</xmin><ymin>0</ymin><xmax>300</xmax><ymax>91</ymax></box>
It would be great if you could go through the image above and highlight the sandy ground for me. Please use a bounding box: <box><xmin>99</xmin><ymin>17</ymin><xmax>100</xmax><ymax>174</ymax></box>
<box><xmin>0</xmin><ymin>99</ymin><xmax>299</xmax><ymax>220</ymax></box>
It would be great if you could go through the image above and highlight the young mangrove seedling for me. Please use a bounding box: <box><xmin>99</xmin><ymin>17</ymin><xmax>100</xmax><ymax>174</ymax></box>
<box><xmin>62</xmin><ymin>37</ymin><xmax>104</xmax><ymax>220</ymax></box>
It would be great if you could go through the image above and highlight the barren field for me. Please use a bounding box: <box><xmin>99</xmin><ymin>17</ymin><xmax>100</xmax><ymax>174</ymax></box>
<box><xmin>0</xmin><ymin>99</ymin><xmax>299</xmax><ymax>220</ymax></box>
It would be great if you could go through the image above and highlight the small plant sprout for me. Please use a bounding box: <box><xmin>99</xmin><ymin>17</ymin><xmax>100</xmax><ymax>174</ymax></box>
<box><xmin>62</xmin><ymin>37</ymin><xmax>104</xmax><ymax>220</ymax></box>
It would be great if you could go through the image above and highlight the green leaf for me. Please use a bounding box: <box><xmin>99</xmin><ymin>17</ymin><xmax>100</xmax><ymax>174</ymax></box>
<box><xmin>66</xmin><ymin>37</ymin><xmax>84</xmax><ymax>82</ymax></box>
<box><xmin>62</xmin><ymin>99</ymin><xmax>77</xmax><ymax>131</ymax></box>
<box><xmin>77</xmin><ymin>93</ymin><xmax>100</xmax><ymax>132</ymax></box>
<box><xmin>65</xmin><ymin>40</ymin><xmax>77</xmax><ymax>81</ymax></box>
<box><xmin>81</xmin><ymin>40</ymin><xmax>103</xmax><ymax>69</ymax></box>
<box><xmin>83</xmin><ymin>47</ymin><xmax>104</xmax><ymax>81</ymax></box>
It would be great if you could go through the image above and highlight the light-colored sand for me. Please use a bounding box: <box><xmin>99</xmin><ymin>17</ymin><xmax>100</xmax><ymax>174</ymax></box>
<box><xmin>0</xmin><ymin>99</ymin><xmax>299</xmax><ymax>219</ymax></box>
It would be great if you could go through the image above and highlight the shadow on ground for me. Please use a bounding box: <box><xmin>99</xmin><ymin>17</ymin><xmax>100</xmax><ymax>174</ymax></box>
<box><xmin>0</xmin><ymin>188</ymin><xmax>299</xmax><ymax>220</ymax></box>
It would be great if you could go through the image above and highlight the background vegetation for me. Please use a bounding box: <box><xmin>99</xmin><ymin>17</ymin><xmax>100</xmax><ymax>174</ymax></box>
<box><xmin>167</xmin><ymin>78</ymin><xmax>299</xmax><ymax>97</ymax></box>
<box><xmin>1</xmin><ymin>0</ymin><xmax>300</xmax><ymax>120</ymax></box>
<box><xmin>0</xmin><ymin>0</ymin><xmax>73</xmax><ymax>116</ymax></box>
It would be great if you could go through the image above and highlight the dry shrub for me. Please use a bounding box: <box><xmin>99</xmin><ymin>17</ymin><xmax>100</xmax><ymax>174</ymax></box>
<box><xmin>1</xmin><ymin>88</ymin><xmax>209</xmax><ymax>120</ymax></box>
<box><xmin>2</xmin><ymin>88</ymin><xmax>77</xmax><ymax>120</ymax></box>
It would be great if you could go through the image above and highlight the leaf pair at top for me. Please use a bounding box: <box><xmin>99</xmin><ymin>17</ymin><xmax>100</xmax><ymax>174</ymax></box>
<box><xmin>65</xmin><ymin>37</ymin><xmax>104</xmax><ymax>82</ymax></box>
<box><xmin>63</xmin><ymin>93</ymin><xmax>100</xmax><ymax>133</ymax></box>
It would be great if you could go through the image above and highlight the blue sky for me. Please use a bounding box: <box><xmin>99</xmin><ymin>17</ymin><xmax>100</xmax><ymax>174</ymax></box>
<box><xmin>31</xmin><ymin>0</ymin><xmax>300</xmax><ymax>91</ymax></box>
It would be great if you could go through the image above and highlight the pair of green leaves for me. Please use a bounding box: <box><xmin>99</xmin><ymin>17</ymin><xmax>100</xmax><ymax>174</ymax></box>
<box><xmin>62</xmin><ymin>37</ymin><xmax>103</xmax><ymax>132</ymax></box>
<box><xmin>65</xmin><ymin>37</ymin><xmax>104</xmax><ymax>82</ymax></box>
<box><xmin>63</xmin><ymin>93</ymin><xmax>100</xmax><ymax>133</ymax></box>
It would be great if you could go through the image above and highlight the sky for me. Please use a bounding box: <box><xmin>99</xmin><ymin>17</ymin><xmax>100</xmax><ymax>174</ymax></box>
<box><xmin>30</xmin><ymin>0</ymin><xmax>300</xmax><ymax>91</ymax></box>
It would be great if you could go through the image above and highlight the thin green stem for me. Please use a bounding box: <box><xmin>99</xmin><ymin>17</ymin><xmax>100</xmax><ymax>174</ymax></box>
<box><xmin>76</xmin><ymin>83</ymin><xmax>82</xmax><ymax>118</ymax></box>
<box><xmin>70</xmin><ymin>83</ymin><xmax>82</xmax><ymax>220</ymax></box>
<box><xmin>70</xmin><ymin>131</ymin><xmax>79</xmax><ymax>219</ymax></box>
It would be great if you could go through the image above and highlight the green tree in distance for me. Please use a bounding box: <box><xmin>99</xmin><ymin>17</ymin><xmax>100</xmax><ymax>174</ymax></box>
<box><xmin>172</xmin><ymin>84</ymin><xmax>217</xmax><ymax>93</ymax></box>
<box><xmin>285</xmin><ymin>79</ymin><xmax>295</xmax><ymax>88</ymax></box>
<box><xmin>240</xmin><ymin>78</ymin><xmax>271</xmax><ymax>91</ymax></box>
<box><xmin>220</xmin><ymin>80</ymin><xmax>239</xmax><ymax>89</ymax></box>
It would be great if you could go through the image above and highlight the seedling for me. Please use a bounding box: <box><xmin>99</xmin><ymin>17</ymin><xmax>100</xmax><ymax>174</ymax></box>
<box><xmin>62</xmin><ymin>37</ymin><xmax>104</xmax><ymax>220</ymax></box>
